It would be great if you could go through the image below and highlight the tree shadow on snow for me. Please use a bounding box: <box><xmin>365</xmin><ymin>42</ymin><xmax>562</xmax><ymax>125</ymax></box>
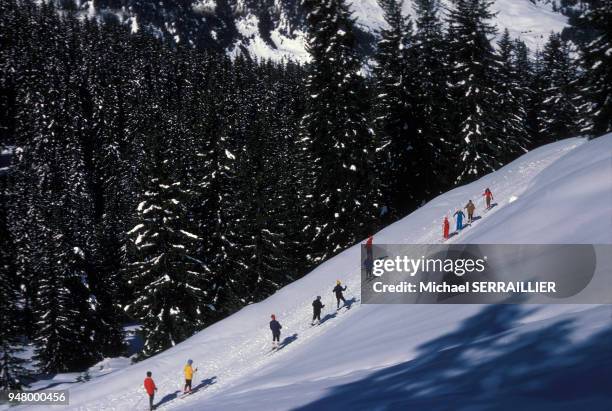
<box><xmin>293</xmin><ymin>305</ymin><xmax>612</xmax><ymax>411</ymax></box>
<box><xmin>32</xmin><ymin>378</ymin><xmax>79</xmax><ymax>390</ymax></box>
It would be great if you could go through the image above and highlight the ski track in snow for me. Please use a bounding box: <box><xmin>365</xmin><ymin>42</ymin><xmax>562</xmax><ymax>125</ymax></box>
<box><xmin>16</xmin><ymin>135</ymin><xmax>612</xmax><ymax>411</ymax></box>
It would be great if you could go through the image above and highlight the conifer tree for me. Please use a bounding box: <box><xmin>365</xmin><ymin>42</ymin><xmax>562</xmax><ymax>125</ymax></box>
<box><xmin>34</xmin><ymin>230</ymin><xmax>101</xmax><ymax>372</ymax></box>
<box><xmin>495</xmin><ymin>29</ymin><xmax>530</xmax><ymax>162</ymax></box>
<box><xmin>21</xmin><ymin>112</ymin><xmax>102</xmax><ymax>373</ymax></box>
<box><xmin>411</xmin><ymin>0</ymin><xmax>451</xmax><ymax>200</ymax></box>
<box><xmin>302</xmin><ymin>0</ymin><xmax>380</xmax><ymax>261</ymax></box>
<box><xmin>526</xmin><ymin>48</ymin><xmax>547</xmax><ymax>147</ymax></box>
<box><xmin>270</xmin><ymin>61</ymin><xmax>312</xmax><ymax>282</ymax></box>
<box><xmin>204</xmin><ymin>56</ymin><xmax>267</xmax><ymax>308</ymax></box>
<box><xmin>187</xmin><ymin>53</ymin><xmax>238</xmax><ymax>315</ymax></box>
<box><xmin>8</xmin><ymin>5</ymin><xmax>103</xmax><ymax>371</ymax></box>
<box><xmin>224</xmin><ymin>60</ymin><xmax>304</xmax><ymax>304</ymax></box>
<box><xmin>126</xmin><ymin>123</ymin><xmax>212</xmax><ymax>357</ymax></box>
<box><xmin>0</xmin><ymin>178</ymin><xmax>25</xmax><ymax>389</ymax></box>
<box><xmin>30</xmin><ymin>95</ymin><xmax>102</xmax><ymax>373</ymax></box>
<box><xmin>538</xmin><ymin>33</ymin><xmax>581</xmax><ymax>143</ymax></box>
<box><xmin>512</xmin><ymin>39</ymin><xmax>540</xmax><ymax>149</ymax></box>
<box><xmin>373</xmin><ymin>0</ymin><xmax>418</xmax><ymax>216</ymax></box>
<box><xmin>578</xmin><ymin>0</ymin><xmax>612</xmax><ymax>136</ymax></box>
<box><xmin>447</xmin><ymin>0</ymin><xmax>503</xmax><ymax>183</ymax></box>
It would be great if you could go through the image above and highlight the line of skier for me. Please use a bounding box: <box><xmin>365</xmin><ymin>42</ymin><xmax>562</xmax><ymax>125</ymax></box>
<box><xmin>270</xmin><ymin>279</ymin><xmax>349</xmax><ymax>349</ymax></box>
<box><xmin>443</xmin><ymin>187</ymin><xmax>494</xmax><ymax>239</ymax></box>
<box><xmin>142</xmin><ymin>280</ymin><xmax>351</xmax><ymax>409</ymax></box>
<box><xmin>141</xmin><ymin>190</ymin><xmax>496</xmax><ymax>408</ymax></box>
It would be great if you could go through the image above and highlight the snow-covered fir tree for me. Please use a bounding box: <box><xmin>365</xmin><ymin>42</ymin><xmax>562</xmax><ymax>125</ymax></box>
<box><xmin>0</xmin><ymin>178</ymin><xmax>26</xmax><ymax>389</ymax></box>
<box><xmin>526</xmin><ymin>48</ymin><xmax>548</xmax><ymax>146</ymax></box>
<box><xmin>231</xmin><ymin>58</ymin><xmax>278</xmax><ymax>305</ymax></box>
<box><xmin>8</xmin><ymin>9</ymin><xmax>103</xmax><ymax>371</ymax></box>
<box><xmin>411</xmin><ymin>0</ymin><xmax>452</xmax><ymax>200</ymax></box>
<box><xmin>373</xmin><ymin>0</ymin><xmax>418</xmax><ymax>216</ymax></box>
<box><xmin>186</xmin><ymin>53</ymin><xmax>239</xmax><ymax>315</ymax></box>
<box><xmin>268</xmin><ymin>61</ymin><xmax>313</xmax><ymax>284</ymax></box>
<box><xmin>224</xmin><ymin>60</ymin><xmax>308</xmax><ymax>304</ymax></box>
<box><xmin>34</xmin><ymin>234</ymin><xmax>101</xmax><ymax>372</ymax></box>
<box><xmin>201</xmin><ymin>56</ymin><xmax>272</xmax><ymax>310</ymax></box>
<box><xmin>495</xmin><ymin>29</ymin><xmax>530</xmax><ymax>162</ymax></box>
<box><xmin>0</xmin><ymin>278</ymin><xmax>24</xmax><ymax>389</ymax></box>
<box><xmin>512</xmin><ymin>38</ymin><xmax>539</xmax><ymax>149</ymax></box>
<box><xmin>302</xmin><ymin>0</ymin><xmax>381</xmax><ymax>261</ymax></box>
<box><xmin>30</xmin><ymin>108</ymin><xmax>101</xmax><ymax>373</ymax></box>
<box><xmin>126</xmin><ymin>125</ymin><xmax>212</xmax><ymax>357</ymax></box>
<box><xmin>21</xmin><ymin>100</ymin><xmax>102</xmax><ymax>373</ymax></box>
<box><xmin>538</xmin><ymin>32</ymin><xmax>581</xmax><ymax>143</ymax></box>
<box><xmin>64</xmin><ymin>12</ymin><xmax>129</xmax><ymax>358</ymax></box>
<box><xmin>446</xmin><ymin>0</ymin><xmax>503</xmax><ymax>183</ymax></box>
<box><xmin>578</xmin><ymin>0</ymin><xmax>612</xmax><ymax>136</ymax></box>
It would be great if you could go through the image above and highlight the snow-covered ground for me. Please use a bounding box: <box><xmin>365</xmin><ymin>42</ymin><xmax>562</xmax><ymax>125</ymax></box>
<box><xmin>15</xmin><ymin>134</ymin><xmax>612</xmax><ymax>410</ymax></box>
<box><xmin>9</xmin><ymin>325</ymin><xmax>143</xmax><ymax>395</ymax></box>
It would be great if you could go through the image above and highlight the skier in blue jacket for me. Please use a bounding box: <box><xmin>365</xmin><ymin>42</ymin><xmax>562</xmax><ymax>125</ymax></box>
<box><xmin>454</xmin><ymin>209</ymin><xmax>465</xmax><ymax>231</ymax></box>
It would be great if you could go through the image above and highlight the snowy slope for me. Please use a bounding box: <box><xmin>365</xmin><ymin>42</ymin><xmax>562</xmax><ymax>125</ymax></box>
<box><xmin>490</xmin><ymin>0</ymin><xmax>567</xmax><ymax>50</ymax></box>
<box><xmin>350</xmin><ymin>0</ymin><xmax>566</xmax><ymax>49</ymax></box>
<box><xmin>24</xmin><ymin>134</ymin><xmax>612</xmax><ymax>410</ymax></box>
<box><xmin>232</xmin><ymin>0</ymin><xmax>567</xmax><ymax>61</ymax></box>
<box><xmin>72</xmin><ymin>0</ymin><xmax>567</xmax><ymax>62</ymax></box>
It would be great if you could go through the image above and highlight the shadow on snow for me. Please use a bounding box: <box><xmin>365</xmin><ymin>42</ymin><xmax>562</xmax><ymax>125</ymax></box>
<box><xmin>277</xmin><ymin>334</ymin><xmax>299</xmax><ymax>351</ymax></box>
<box><xmin>294</xmin><ymin>305</ymin><xmax>612</xmax><ymax>411</ymax></box>
<box><xmin>318</xmin><ymin>297</ymin><xmax>359</xmax><ymax>325</ymax></box>
<box><xmin>338</xmin><ymin>297</ymin><xmax>358</xmax><ymax>311</ymax></box>
<box><xmin>319</xmin><ymin>312</ymin><xmax>337</xmax><ymax>325</ymax></box>
<box><xmin>156</xmin><ymin>390</ymin><xmax>181</xmax><ymax>407</ymax></box>
<box><xmin>155</xmin><ymin>376</ymin><xmax>217</xmax><ymax>407</ymax></box>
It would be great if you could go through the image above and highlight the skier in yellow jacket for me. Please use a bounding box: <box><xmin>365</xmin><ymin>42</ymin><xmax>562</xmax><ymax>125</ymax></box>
<box><xmin>183</xmin><ymin>359</ymin><xmax>197</xmax><ymax>394</ymax></box>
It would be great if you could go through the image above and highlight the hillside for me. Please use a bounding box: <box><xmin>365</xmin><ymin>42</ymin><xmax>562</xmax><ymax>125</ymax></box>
<box><xmin>23</xmin><ymin>134</ymin><xmax>612</xmax><ymax>410</ymax></box>
<box><xmin>59</xmin><ymin>0</ymin><xmax>568</xmax><ymax>61</ymax></box>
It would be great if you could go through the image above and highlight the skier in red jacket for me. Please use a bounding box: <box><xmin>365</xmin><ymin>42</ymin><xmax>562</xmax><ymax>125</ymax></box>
<box><xmin>365</xmin><ymin>235</ymin><xmax>373</xmax><ymax>259</ymax></box>
<box><xmin>144</xmin><ymin>371</ymin><xmax>157</xmax><ymax>410</ymax></box>
<box><xmin>483</xmin><ymin>188</ymin><xmax>494</xmax><ymax>209</ymax></box>
<box><xmin>443</xmin><ymin>216</ymin><xmax>450</xmax><ymax>240</ymax></box>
